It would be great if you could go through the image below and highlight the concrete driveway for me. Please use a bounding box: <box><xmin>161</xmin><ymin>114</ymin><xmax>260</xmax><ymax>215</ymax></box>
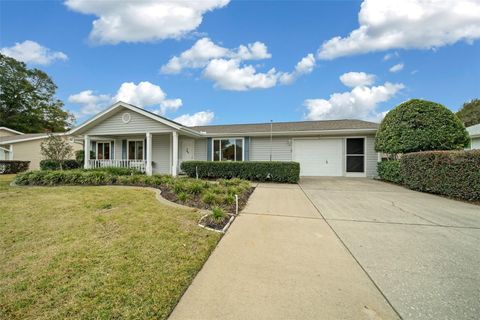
<box><xmin>170</xmin><ymin>183</ymin><xmax>399</xmax><ymax>320</ymax></box>
<box><xmin>300</xmin><ymin>177</ymin><xmax>480</xmax><ymax>320</ymax></box>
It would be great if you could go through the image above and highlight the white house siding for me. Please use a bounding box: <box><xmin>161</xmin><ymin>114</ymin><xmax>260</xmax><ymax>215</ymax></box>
<box><xmin>85</xmin><ymin>107</ymin><xmax>173</xmax><ymax>136</ymax></box>
<box><xmin>365</xmin><ymin>135</ymin><xmax>379</xmax><ymax>178</ymax></box>
<box><xmin>248</xmin><ymin>135</ymin><xmax>379</xmax><ymax>178</ymax></box>
<box><xmin>194</xmin><ymin>139</ymin><xmax>208</xmax><ymax>161</ymax></box>
<box><xmin>249</xmin><ymin>136</ymin><xmax>292</xmax><ymax>161</ymax></box>
<box><xmin>152</xmin><ymin>134</ymin><xmax>171</xmax><ymax>174</ymax></box>
<box><xmin>471</xmin><ymin>137</ymin><xmax>480</xmax><ymax>149</ymax></box>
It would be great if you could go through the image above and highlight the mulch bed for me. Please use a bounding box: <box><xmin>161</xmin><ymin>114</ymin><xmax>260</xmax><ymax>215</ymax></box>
<box><xmin>158</xmin><ymin>185</ymin><xmax>255</xmax><ymax>214</ymax></box>
<box><xmin>200</xmin><ymin>215</ymin><xmax>232</xmax><ymax>230</ymax></box>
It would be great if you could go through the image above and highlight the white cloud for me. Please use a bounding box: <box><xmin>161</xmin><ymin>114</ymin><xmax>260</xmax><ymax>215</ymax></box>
<box><xmin>160</xmin><ymin>37</ymin><xmax>271</xmax><ymax>74</ymax></box>
<box><xmin>203</xmin><ymin>58</ymin><xmax>279</xmax><ymax>91</ymax></box>
<box><xmin>318</xmin><ymin>0</ymin><xmax>480</xmax><ymax>59</ymax></box>
<box><xmin>389</xmin><ymin>63</ymin><xmax>404</xmax><ymax>73</ymax></box>
<box><xmin>0</xmin><ymin>40</ymin><xmax>68</xmax><ymax>65</ymax></box>
<box><xmin>304</xmin><ymin>72</ymin><xmax>404</xmax><ymax>121</ymax></box>
<box><xmin>68</xmin><ymin>81</ymin><xmax>182</xmax><ymax>117</ymax></box>
<box><xmin>161</xmin><ymin>38</ymin><xmax>315</xmax><ymax>90</ymax></box>
<box><xmin>68</xmin><ymin>90</ymin><xmax>111</xmax><ymax>116</ymax></box>
<box><xmin>279</xmin><ymin>53</ymin><xmax>316</xmax><ymax>85</ymax></box>
<box><xmin>383</xmin><ymin>51</ymin><xmax>399</xmax><ymax>61</ymax></box>
<box><xmin>339</xmin><ymin>72</ymin><xmax>375</xmax><ymax>87</ymax></box>
<box><xmin>234</xmin><ymin>42</ymin><xmax>271</xmax><ymax>61</ymax></box>
<box><xmin>65</xmin><ymin>0</ymin><xmax>230</xmax><ymax>44</ymax></box>
<box><xmin>174</xmin><ymin>111</ymin><xmax>214</xmax><ymax>126</ymax></box>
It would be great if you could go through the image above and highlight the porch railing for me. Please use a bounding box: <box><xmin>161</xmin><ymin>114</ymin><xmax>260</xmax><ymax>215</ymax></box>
<box><xmin>88</xmin><ymin>160</ymin><xmax>148</xmax><ymax>173</ymax></box>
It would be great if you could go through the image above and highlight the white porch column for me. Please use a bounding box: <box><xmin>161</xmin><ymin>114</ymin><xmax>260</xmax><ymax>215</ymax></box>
<box><xmin>9</xmin><ymin>145</ymin><xmax>14</xmax><ymax>160</ymax></box>
<box><xmin>172</xmin><ymin>131</ymin><xmax>178</xmax><ymax>177</ymax></box>
<box><xmin>146</xmin><ymin>132</ymin><xmax>153</xmax><ymax>176</ymax></box>
<box><xmin>84</xmin><ymin>135</ymin><xmax>90</xmax><ymax>169</ymax></box>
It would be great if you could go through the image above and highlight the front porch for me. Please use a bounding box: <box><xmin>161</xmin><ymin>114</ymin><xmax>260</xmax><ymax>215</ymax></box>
<box><xmin>84</xmin><ymin>131</ymin><xmax>182</xmax><ymax>176</ymax></box>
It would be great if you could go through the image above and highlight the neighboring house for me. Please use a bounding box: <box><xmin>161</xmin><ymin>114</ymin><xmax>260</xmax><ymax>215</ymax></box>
<box><xmin>0</xmin><ymin>126</ymin><xmax>23</xmax><ymax>138</ymax></box>
<box><xmin>467</xmin><ymin>124</ymin><xmax>480</xmax><ymax>149</ymax></box>
<box><xmin>0</xmin><ymin>127</ymin><xmax>24</xmax><ymax>161</ymax></box>
<box><xmin>69</xmin><ymin>101</ymin><xmax>381</xmax><ymax>177</ymax></box>
<box><xmin>0</xmin><ymin>129</ymin><xmax>83</xmax><ymax>170</ymax></box>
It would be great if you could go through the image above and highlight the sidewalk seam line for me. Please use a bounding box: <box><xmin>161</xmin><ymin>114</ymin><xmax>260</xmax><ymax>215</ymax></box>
<box><xmin>325</xmin><ymin>218</ymin><xmax>480</xmax><ymax>230</ymax></box>
<box><xmin>298</xmin><ymin>183</ymin><xmax>404</xmax><ymax>320</ymax></box>
<box><xmin>241</xmin><ymin>211</ymin><xmax>323</xmax><ymax>220</ymax></box>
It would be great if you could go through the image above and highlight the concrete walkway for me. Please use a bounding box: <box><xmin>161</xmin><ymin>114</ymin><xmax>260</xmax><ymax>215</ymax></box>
<box><xmin>169</xmin><ymin>183</ymin><xmax>399</xmax><ymax>320</ymax></box>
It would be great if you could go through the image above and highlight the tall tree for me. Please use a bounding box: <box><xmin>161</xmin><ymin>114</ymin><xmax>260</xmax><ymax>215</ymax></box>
<box><xmin>0</xmin><ymin>53</ymin><xmax>74</xmax><ymax>133</ymax></box>
<box><xmin>456</xmin><ymin>99</ymin><xmax>480</xmax><ymax>127</ymax></box>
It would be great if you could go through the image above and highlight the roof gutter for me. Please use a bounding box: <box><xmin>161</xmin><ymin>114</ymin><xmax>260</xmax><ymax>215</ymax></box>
<box><xmin>201</xmin><ymin>128</ymin><xmax>378</xmax><ymax>137</ymax></box>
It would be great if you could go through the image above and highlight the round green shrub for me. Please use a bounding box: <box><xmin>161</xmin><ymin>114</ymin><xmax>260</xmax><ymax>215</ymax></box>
<box><xmin>377</xmin><ymin>160</ymin><xmax>402</xmax><ymax>184</ymax></box>
<box><xmin>375</xmin><ymin>99</ymin><xmax>469</xmax><ymax>154</ymax></box>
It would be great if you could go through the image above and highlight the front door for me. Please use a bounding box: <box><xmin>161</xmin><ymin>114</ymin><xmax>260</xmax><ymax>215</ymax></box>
<box><xmin>181</xmin><ymin>139</ymin><xmax>195</xmax><ymax>164</ymax></box>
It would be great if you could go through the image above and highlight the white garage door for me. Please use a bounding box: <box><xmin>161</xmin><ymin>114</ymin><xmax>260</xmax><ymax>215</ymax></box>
<box><xmin>293</xmin><ymin>139</ymin><xmax>343</xmax><ymax>176</ymax></box>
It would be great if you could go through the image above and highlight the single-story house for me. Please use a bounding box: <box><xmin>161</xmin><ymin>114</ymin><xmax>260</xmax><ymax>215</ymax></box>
<box><xmin>467</xmin><ymin>124</ymin><xmax>480</xmax><ymax>149</ymax></box>
<box><xmin>69</xmin><ymin>101</ymin><xmax>381</xmax><ymax>177</ymax></box>
<box><xmin>0</xmin><ymin>127</ymin><xmax>83</xmax><ymax>170</ymax></box>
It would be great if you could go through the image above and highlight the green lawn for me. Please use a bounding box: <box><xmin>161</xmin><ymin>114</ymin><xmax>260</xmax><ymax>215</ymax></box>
<box><xmin>0</xmin><ymin>174</ymin><xmax>221</xmax><ymax>319</ymax></box>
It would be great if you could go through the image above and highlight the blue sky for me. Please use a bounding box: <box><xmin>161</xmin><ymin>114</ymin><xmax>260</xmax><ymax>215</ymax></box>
<box><xmin>1</xmin><ymin>0</ymin><xmax>479</xmax><ymax>126</ymax></box>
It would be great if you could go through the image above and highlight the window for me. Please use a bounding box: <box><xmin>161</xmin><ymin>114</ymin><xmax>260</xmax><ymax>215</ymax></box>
<box><xmin>213</xmin><ymin>138</ymin><xmax>244</xmax><ymax>161</ymax></box>
<box><xmin>128</xmin><ymin>140</ymin><xmax>144</xmax><ymax>161</ymax></box>
<box><xmin>346</xmin><ymin>138</ymin><xmax>364</xmax><ymax>173</ymax></box>
<box><xmin>96</xmin><ymin>142</ymin><xmax>111</xmax><ymax>160</ymax></box>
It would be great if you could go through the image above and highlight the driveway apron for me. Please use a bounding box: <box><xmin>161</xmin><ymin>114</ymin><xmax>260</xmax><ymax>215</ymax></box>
<box><xmin>300</xmin><ymin>177</ymin><xmax>480</xmax><ymax>320</ymax></box>
<box><xmin>169</xmin><ymin>183</ymin><xmax>399</xmax><ymax>320</ymax></box>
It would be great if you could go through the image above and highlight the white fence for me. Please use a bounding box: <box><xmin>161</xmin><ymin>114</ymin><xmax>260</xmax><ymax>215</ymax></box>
<box><xmin>88</xmin><ymin>160</ymin><xmax>147</xmax><ymax>173</ymax></box>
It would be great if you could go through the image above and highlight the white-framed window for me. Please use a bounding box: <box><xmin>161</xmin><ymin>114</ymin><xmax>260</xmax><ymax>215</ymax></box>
<box><xmin>96</xmin><ymin>141</ymin><xmax>112</xmax><ymax>160</ymax></box>
<box><xmin>212</xmin><ymin>138</ymin><xmax>244</xmax><ymax>161</ymax></box>
<box><xmin>345</xmin><ymin>138</ymin><xmax>365</xmax><ymax>173</ymax></box>
<box><xmin>128</xmin><ymin>140</ymin><xmax>144</xmax><ymax>161</ymax></box>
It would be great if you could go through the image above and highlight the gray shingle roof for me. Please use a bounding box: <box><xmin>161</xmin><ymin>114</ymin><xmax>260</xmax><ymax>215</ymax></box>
<box><xmin>190</xmin><ymin>119</ymin><xmax>379</xmax><ymax>134</ymax></box>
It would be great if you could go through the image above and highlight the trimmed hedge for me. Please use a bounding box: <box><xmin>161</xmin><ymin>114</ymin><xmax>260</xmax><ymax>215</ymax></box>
<box><xmin>0</xmin><ymin>160</ymin><xmax>30</xmax><ymax>174</ymax></box>
<box><xmin>400</xmin><ymin>150</ymin><xmax>480</xmax><ymax>201</ymax></box>
<box><xmin>40</xmin><ymin>159</ymin><xmax>81</xmax><ymax>170</ymax></box>
<box><xmin>377</xmin><ymin>160</ymin><xmax>402</xmax><ymax>184</ymax></box>
<box><xmin>181</xmin><ymin>161</ymin><xmax>300</xmax><ymax>183</ymax></box>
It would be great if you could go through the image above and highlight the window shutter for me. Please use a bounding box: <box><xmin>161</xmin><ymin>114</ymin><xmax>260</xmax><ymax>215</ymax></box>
<box><xmin>111</xmin><ymin>141</ymin><xmax>115</xmax><ymax>160</ymax></box>
<box><xmin>91</xmin><ymin>141</ymin><xmax>97</xmax><ymax>160</ymax></box>
<box><xmin>144</xmin><ymin>138</ymin><xmax>147</xmax><ymax>159</ymax></box>
<box><xmin>207</xmin><ymin>138</ymin><xmax>212</xmax><ymax>161</ymax></box>
<box><xmin>244</xmin><ymin>137</ymin><xmax>250</xmax><ymax>161</ymax></box>
<box><xmin>122</xmin><ymin>140</ymin><xmax>127</xmax><ymax>159</ymax></box>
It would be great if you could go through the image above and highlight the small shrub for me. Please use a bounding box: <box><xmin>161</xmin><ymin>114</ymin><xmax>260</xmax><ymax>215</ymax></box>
<box><xmin>201</xmin><ymin>192</ymin><xmax>220</xmax><ymax>205</ymax></box>
<box><xmin>185</xmin><ymin>181</ymin><xmax>206</xmax><ymax>195</ymax></box>
<box><xmin>0</xmin><ymin>160</ymin><xmax>30</xmax><ymax>174</ymax></box>
<box><xmin>40</xmin><ymin>159</ymin><xmax>80</xmax><ymax>171</ymax></box>
<box><xmin>181</xmin><ymin>161</ymin><xmax>300</xmax><ymax>183</ymax></box>
<box><xmin>400</xmin><ymin>150</ymin><xmax>480</xmax><ymax>201</ymax></box>
<box><xmin>377</xmin><ymin>160</ymin><xmax>402</xmax><ymax>183</ymax></box>
<box><xmin>173</xmin><ymin>181</ymin><xmax>187</xmax><ymax>194</ymax></box>
<box><xmin>210</xmin><ymin>207</ymin><xmax>227</xmax><ymax>223</ymax></box>
<box><xmin>177</xmin><ymin>192</ymin><xmax>188</xmax><ymax>202</ymax></box>
<box><xmin>210</xmin><ymin>186</ymin><xmax>223</xmax><ymax>194</ymax></box>
<box><xmin>75</xmin><ymin>150</ymin><xmax>95</xmax><ymax>165</ymax></box>
<box><xmin>222</xmin><ymin>194</ymin><xmax>236</xmax><ymax>205</ymax></box>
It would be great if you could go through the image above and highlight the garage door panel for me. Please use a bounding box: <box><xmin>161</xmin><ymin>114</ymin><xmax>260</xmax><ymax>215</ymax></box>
<box><xmin>293</xmin><ymin>139</ymin><xmax>343</xmax><ymax>176</ymax></box>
